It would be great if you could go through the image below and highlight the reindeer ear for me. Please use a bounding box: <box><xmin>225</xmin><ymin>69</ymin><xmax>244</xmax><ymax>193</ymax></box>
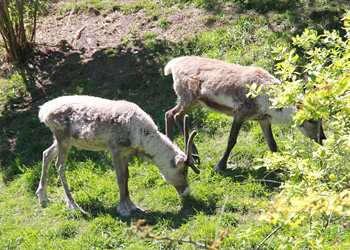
<box><xmin>173</xmin><ymin>155</ymin><xmax>184</xmax><ymax>168</ymax></box>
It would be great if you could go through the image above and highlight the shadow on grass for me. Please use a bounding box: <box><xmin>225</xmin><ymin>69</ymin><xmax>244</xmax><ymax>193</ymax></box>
<box><xmin>260</xmin><ymin>0</ymin><xmax>348</xmax><ymax>44</ymax></box>
<box><xmin>143</xmin><ymin>195</ymin><xmax>216</xmax><ymax>227</ymax></box>
<box><xmin>201</xmin><ymin>0</ymin><xmax>347</xmax><ymax>38</ymax></box>
<box><xmin>219</xmin><ymin>166</ymin><xmax>283</xmax><ymax>191</ymax></box>
<box><xmin>83</xmin><ymin>195</ymin><xmax>216</xmax><ymax>229</ymax></box>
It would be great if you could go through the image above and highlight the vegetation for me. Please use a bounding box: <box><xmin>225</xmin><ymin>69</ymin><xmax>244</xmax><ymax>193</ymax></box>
<box><xmin>0</xmin><ymin>0</ymin><xmax>349</xmax><ymax>249</ymax></box>
<box><xmin>256</xmin><ymin>13</ymin><xmax>350</xmax><ymax>249</ymax></box>
<box><xmin>0</xmin><ymin>0</ymin><xmax>39</xmax><ymax>62</ymax></box>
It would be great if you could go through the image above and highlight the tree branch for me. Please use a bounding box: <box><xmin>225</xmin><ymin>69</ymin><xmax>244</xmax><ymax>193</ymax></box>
<box><xmin>254</xmin><ymin>214</ymin><xmax>298</xmax><ymax>250</ymax></box>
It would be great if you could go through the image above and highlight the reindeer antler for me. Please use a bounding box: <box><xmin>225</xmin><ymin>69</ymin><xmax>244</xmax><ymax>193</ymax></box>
<box><xmin>186</xmin><ymin>130</ymin><xmax>200</xmax><ymax>174</ymax></box>
<box><xmin>175</xmin><ymin>114</ymin><xmax>200</xmax><ymax>174</ymax></box>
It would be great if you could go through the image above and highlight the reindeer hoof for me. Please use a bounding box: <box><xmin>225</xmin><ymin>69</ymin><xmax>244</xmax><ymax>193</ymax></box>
<box><xmin>118</xmin><ymin>202</ymin><xmax>145</xmax><ymax>217</ymax></box>
<box><xmin>39</xmin><ymin>199</ymin><xmax>50</xmax><ymax>208</ymax></box>
<box><xmin>132</xmin><ymin>207</ymin><xmax>145</xmax><ymax>214</ymax></box>
<box><xmin>215</xmin><ymin>160</ymin><xmax>227</xmax><ymax>172</ymax></box>
<box><xmin>66</xmin><ymin>200</ymin><xmax>87</xmax><ymax>213</ymax></box>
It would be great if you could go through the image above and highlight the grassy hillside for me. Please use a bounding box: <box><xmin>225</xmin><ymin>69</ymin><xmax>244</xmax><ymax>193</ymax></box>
<box><xmin>0</xmin><ymin>0</ymin><xmax>349</xmax><ymax>249</ymax></box>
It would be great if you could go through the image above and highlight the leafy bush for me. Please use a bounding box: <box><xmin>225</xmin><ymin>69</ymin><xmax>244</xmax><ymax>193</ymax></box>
<box><xmin>258</xmin><ymin>11</ymin><xmax>350</xmax><ymax>249</ymax></box>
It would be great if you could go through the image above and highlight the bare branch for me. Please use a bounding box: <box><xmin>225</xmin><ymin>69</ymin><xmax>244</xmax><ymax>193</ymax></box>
<box><xmin>214</xmin><ymin>195</ymin><xmax>229</xmax><ymax>244</ymax></box>
<box><xmin>127</xmin><ymin>219</ymin><xmax>229</xmax><ymax>250</ymax></box>
<box><xmin>254</xmin><ymin>214</ymin><xmax>298</xmax><ymax>250</ymax></box>
<box><xmin>71</xmin><ymin>26</ymin><xmax>86</xmax><ymax>44</ymax></box>
<box><xmin>30</xmin><ymin>0</ymin><xmax>39</xmax><ymax>43</ymax></box>
<box><xmin>244</xmin><ymin>179</ymin><xmax>282</xmax><ymax>184</ymax></box>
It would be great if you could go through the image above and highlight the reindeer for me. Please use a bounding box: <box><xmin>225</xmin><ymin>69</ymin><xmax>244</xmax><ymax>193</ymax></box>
<box><xmin>164</xmin><ymin>56</ymin><xmax>326</xmax><ymax>171</ymax></box>
<box><xmin>36</xmin><ymin>95</ymin><xmax>199</xmax><ymax>217</ymax></box>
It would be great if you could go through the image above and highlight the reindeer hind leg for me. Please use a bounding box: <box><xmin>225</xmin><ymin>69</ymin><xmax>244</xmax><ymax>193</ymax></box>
<box><xmin>36</xmin><ymin>141</ymin><xmax>58</xmax><ymax>207</ymax></box>
<box><xmin>215</xmin><ymin>116</ymin><xmax>245</xmax><ymax>171</ymax></box>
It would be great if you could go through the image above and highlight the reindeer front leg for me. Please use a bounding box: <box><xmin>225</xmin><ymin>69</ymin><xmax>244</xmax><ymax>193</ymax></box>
<box><xmin>166</xmin><ymin>102</ymin><xmax>200</xmax><ymax>163</ymax></box>
<box><xmin>165</xmin><ymin>98</ymin><xmax>195</xmax><ymax>140</ymax></box>
<box><xmin>111</xmin><ymin>150</ymin><xmax>143</xmax><ymax>217</ymax></box>
<box><xmin>165</xmin><ymin>107</ymin><xmax>178</xmax><ymax>141</ymax></box>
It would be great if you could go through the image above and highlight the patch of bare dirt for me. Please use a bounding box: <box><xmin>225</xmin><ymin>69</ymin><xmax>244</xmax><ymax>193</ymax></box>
<box><xmin>19</xmin><ymin>2</ymin><xmax>227</xmax><ymax>102</ymax></box>
<box><xmin>36</xmin><ymin>5</ymin><xmax>211</xmax><ymax>58</ymax></box>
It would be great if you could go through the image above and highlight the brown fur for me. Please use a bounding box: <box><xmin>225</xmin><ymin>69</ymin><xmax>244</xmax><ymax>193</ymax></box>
<box><xmin>164</xmin><ymin>56</ymin><xmax>325</xmax><ymax>170</ymax></box>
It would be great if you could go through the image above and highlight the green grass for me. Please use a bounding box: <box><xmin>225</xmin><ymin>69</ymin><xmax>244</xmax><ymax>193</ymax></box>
<box><xmin>0</xmin><ymin>156</ymin><xmax>278</xmax><ymax>249</ymax></box>
<box><xmin>56</xmin><ymin>0</ymin><xmax>121</xmax><ymax>16</ymax></box>
<box><xmin>0</xmin><ymin>74</ymin><xmax>30</xmax><ymax>105</ymax></box>
<box><xmin>1</xmin><ymin>0</ymin><xmax>349</xmax><ymax>249</ymax></box>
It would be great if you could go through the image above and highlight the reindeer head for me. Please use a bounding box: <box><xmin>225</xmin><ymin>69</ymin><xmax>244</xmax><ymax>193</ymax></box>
<box><xmin>163</xmin><ymin>115</ymin><xmax>200</xmax><ymax>197</ymax></box>
<box><xmin>298</xmin><ymin>119</ymin><xmax>326</xmax><ymax>144</ymax></box>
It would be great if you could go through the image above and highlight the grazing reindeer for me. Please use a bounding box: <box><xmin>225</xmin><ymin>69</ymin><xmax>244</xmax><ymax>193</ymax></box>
<box><xmin>164</xmin><ymin>56</ymin><xmax>326</xmax><ymax>171</ymax></box>
<box><xmin>36</xmin><ymin>95</ymin><xmax>199</xmax><ymax>217</ymax></box>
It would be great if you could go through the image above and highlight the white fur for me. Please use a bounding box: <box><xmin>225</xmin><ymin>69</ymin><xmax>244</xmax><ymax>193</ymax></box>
<box><xmin>164</xmin><ymin>57</ymin><xmax>182</xmax><ymax>76</ymax></box>
<box><xmin>37</xmin><ymin>95</ymin><xmax>191</xmax><ymax>217</ymax></box>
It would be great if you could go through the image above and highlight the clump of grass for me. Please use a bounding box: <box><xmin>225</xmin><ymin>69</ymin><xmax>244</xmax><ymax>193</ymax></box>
<box><xmin>0</xmin><ymin>74</ymin><xmax>28</xmax><ymax>107</ymax></box>
<box><xmin>57</xmin><ymin>0</ymin><xmax>121</xmax><ymax>16</ymax></box>
<box><xmin>120</xmin><ymin>0</ymin><xmax>158</xmax><ymax>15</ymax></box>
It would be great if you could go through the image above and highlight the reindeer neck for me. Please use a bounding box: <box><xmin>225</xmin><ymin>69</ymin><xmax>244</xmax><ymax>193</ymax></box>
<box><xmin>139</xmin><ymin>130</ymin><xmax>181</xmax><ymax>166</ymax></box>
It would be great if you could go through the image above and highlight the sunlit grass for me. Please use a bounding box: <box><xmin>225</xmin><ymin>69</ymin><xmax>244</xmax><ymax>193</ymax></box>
<box><xmin>0</xmin><ymin>0</ymin><xmax>349</xmax><ymax>249</ymax></box>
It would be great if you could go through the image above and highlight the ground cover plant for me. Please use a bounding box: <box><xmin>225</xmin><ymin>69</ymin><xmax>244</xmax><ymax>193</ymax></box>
<box><xmin>0</xmin><ymin>0</ymin><xmax>350</xmax><ymax>249</ymax></box>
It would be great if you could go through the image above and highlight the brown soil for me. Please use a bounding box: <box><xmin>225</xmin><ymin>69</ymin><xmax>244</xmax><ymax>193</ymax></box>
<box><xmin>26</xmin><ymin>3</ymin><xmax>222</xmax><ymax>100</ymax></box>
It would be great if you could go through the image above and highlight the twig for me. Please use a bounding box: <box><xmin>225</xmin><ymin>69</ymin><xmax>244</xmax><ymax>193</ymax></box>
<box><xmin>244</xmin><ymin>179</ymin><xmax>282</xmax><ymax>184</ymax></box>
<box><xmin>266</xmin><ymin>234</ymin><xmax>275</xmax><ymax>249</ymax></box>
<box><xmin>142</xmin><ymin>234</ymin><xmax>210</xmax><ymax>249</ymax></box>
<box><xmin>71</xmin><ymin>26</ymin><xmax>86</xmax><ymax>44</ymax></box>
<box><xmin>327</xmin><ymin>212</ymin><xmax>332</xmax><ymax>227</ymax></box>
<box><xmin>254</xmin><ymin>224</ymin><xmax>282</xmax><ymax>250</ymax></box>
<box><xmin>214</xmin><ymin>195</ymin><xmax>229</xmax><ymax>245</ymax></box>
<box><xmin>127</xmin><ymin>219</ymin><xmax>228</xmax><ymax>250</ymax></box>
<box><xmin>328</xmin><ymin>180</ymin><xmax>350</xmax><ymax>187</ymax></box>
<box><xmin>30</xmin><ymin>0</ymin><xmax>38</xmax><ymax>42</ymax></box>
<box><xmin>320</xmin><ymin>212</ymin><xmax>333</xmax><ymax>238</ymax></box>
<box><xmin>66</xmin><ymin>8</ymin><xmax>75</xmax><ymax>27</ymax></box>
<box><xmin>56</xmin><ymin>12</ymin><xmax>70</xmax><ymax>21</ymax></box>
<box><xmin>254</xmin><ymin>214</ymin><xmax>298</xmax><ymax>250</ymax></box>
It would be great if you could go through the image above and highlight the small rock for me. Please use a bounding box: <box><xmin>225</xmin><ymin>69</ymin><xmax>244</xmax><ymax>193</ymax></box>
<box><xmin>105</xmin><ymin>17</ymin><xmax>113</xmax><ymax>23</ymax></box>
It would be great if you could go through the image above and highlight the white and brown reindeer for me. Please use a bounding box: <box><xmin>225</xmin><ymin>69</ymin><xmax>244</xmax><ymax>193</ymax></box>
<box><xmin>164</xmin><ymin>56</ymin><xmax>326</xmax><ymax>171</ymax></box>
<box><xmin>36</xmin><ymin>95</ymin><xmax>199</xmax><ymax>217</ymax></box>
